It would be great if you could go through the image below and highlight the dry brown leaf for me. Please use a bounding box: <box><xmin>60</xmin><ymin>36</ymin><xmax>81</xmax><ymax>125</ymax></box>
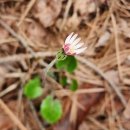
<box><xmin>96</xmin><ymin>31</ymin><xmax>111</xmax><ymax>47</ymax></box>
<box><xmin>118</xmin><ymin>19</ymin><xmax>130</xmax><ymax>38</ymax></box>
<box><xmin>0</xmin><ymin>27</ymin><xmax>9</xmax><ymax>39</ymax></box>
<box><xmin>27</xmin><ymin>21</ymin><xmax>47</xmax><ymax>43</ymax></box>
<box><xmin>0</xmin><ymin>100</ymin><xmax>18</xmax><ymax>130</ymax></box>
<box><xmin>105</xmin><ymin>70</ymin><xmax>120</xmax><ymax>85</ymax></box>
<box><xmin>79</xmin><ymin>122</ymin><xmax>90</xmax><ymax>130</ymax></box>
<box><xmin>34</xmin><ymin>0</ymin><xmax>62</xmax><ymax>27</ymax></box>
<box><xmin>62</xmin><ymin>14</ymin><xmax>80</xmax><ymax>30</ymax></box>
<box><xmin>0</xmin><ymin>114</ymin><xmax>13</xmax><ymax>130</ymax></box>
<box><xmin>123</xmin><ymin>99</ymin><xmax>130</xmax><ymax>119</ymax></box>
<box><xmin>122</xmin><ymin>119</ymin><xmax>130</xmax><ymax>130</ymax></box>
<box><xmin>74</xmin><ymin>0</ymin><xmax>96</xmax><ymax>16</ymax></box>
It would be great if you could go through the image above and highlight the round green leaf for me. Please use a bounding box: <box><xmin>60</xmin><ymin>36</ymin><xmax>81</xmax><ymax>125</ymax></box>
<box><xmin>40</xmin><ymin>96</ymin><xmax>62</xmax><ymax>124</ymax></box>
<box><xmin>56</xmin><ymin>56</ymin><xmax>77</xmax><ymax>73</ymax></box>
<box><xmin>23</xmin><ymin>76</ymin><xmax>43</xmax><ymax>99</ymax></box>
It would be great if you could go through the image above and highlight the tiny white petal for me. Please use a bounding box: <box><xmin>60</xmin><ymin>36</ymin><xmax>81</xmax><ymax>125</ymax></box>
<box><xmin>69</xmin><ymin>34</ymin><xmax>78</xmax><ymax>44</ymax></box>
<box><xmin>70</xmin><ymin>37</ymin><xmax>81</xmax><ymax>47</ymax></box>
<box><xmin>75</xmin><ymin>47</ymin><xmax>87</xmax><ymax>54</ymax></box>
<box><xmin>65</xmin><ymin>32</ymin><xmax>74</xmax><ymax>44</ymax></box>
<box><xmin>74</xmin><ymin>42</ymin><xmax>84</xmax><ymax>49</ymax></box>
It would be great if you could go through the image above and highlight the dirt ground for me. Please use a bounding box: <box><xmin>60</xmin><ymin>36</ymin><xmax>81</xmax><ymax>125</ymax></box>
<box><xmin>0</xmin><ymin>0</ymin><xmax>130</xmax><ymax>130</ymax></box>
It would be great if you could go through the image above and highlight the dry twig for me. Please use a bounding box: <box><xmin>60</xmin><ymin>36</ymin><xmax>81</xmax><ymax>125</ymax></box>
<box><xmin>0</xmin><ymin>99</ymin><xmax>28</xmax><ymax>130</ymax></box>
<box><xmin>28</xmin><ymin>101</ymin><xmax>46</xmax><ymax>130</ymax></box>
<box><xmin>0</xmin><ymin>52</ymin><xmax>56</xmax><ymax>64</ymax></box>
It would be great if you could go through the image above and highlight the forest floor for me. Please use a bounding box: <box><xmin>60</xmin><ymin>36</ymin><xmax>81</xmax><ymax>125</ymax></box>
<box><xmin>0</xmin><ymin>0</ymin><xmax>130</xmax><ymax>130</ymax></box>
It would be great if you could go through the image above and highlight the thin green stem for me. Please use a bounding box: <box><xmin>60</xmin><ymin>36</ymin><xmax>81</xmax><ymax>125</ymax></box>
<box><xmin>44</xmin><ymin>57</ymin><xmax>57</xmax><ymax>78</ymax></box>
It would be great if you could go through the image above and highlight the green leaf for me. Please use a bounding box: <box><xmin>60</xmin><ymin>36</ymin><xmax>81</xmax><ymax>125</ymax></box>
<box><xmin>40</xmin><ymin>96</ymin><xmax>62</xmax><ymax>124</ymax></box>
<box><xmin>66</xmin><ymin>56</ymin><xmax>77</xmax><ymax>73</ymax></box>
<box><xmin>56</xmin><ymin>58</ymin><xmax>66</xmax><ymax>69</ymax></box>
<box><xmin>56</xmin><ymin>56</ymin><xmax>77</xmax><ymax>73</ymax></box>
<box><xmin>70</xmin><ymin>79</ymin><xmax>78</xmax><ymax>91</ymax></box>
<box><xmin>23</xmin><ymin>76</ymin><xmax>43</xmax><ymax>99</ymax></box>
<box><xmin>60</xmin><ymin>76</ymin><xmax>67</xmax><ymax>86</ymax></box>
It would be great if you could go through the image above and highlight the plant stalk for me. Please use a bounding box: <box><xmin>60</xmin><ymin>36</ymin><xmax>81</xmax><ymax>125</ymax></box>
<box><xmin>44</xmin><ymin>57</ymin><xmax>57</xmax><ymax>78</ymax></box>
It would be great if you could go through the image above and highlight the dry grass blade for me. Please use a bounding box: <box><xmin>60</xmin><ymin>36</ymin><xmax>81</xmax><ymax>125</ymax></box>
<box><xmin>111</xmin><ymin>14</ymin><xmax>123</xmax><ymax>81</ymax></box>
<box><xmin>28</xmin><ymin>101</ymin><xmax>46</xmax><ymax>130</ymax></box>
<box><xmin>70</xmin><ymin>95</ymin><xmax>78</xmax><ymax>124</ymax></box>
<box><xmin>0</xmin><ymin>82</ymin><xmax>18</xmax><ymax>97</ymax></box>
<box><xmin>60</xmin><ymin>0</ymin><xmax>72</xmax><ymax>30</ymax></box>
<box><xmin>75</xmin><ymin>88</ymin><xmax>105</xmax><ymax>94</ymax></box>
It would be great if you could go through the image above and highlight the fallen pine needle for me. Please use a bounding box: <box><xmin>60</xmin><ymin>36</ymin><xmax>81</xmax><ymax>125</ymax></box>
<box><xmin>111</xmin><ymin>14</ymin><xmax>123</xmax><ymax>81</ymax></box>
<box><xmin>75</xmin><ymin>88</ymin><xmax>105</xmax><ymax>94</ymax></box>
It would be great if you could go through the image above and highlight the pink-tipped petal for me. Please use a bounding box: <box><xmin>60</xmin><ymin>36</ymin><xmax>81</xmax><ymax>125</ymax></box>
<box><xmin>75</xmin><ymin>47</ymin><xmax>87</xmax><ymax>54</ymax></box>
<box><xmin>65</xmin><ymin>32</ymin><xmax>74</xmax><ymax>44</ymax></box>
<box><xmin>63</xmin><ymin>44</ymin><xmax>70</xmax><ymax>52</ymax></box>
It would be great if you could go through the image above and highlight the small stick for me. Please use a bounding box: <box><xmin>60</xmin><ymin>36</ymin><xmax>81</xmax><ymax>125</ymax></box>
<box><xmin>88</xmin><ymin>117</ymin><xmax>109</xmax><ymax>130</ymax></box>
<box><xmin>0</xmin><ymin>38</ymin><xmax>17</xmax><ymax>45</ymax></box>
<box><xmin>0</xmin><ymin>52</ymin><xmax>56</xmax><ymax>64</ymax></box>
<box><xmin>0</xmin><ymin>99</ymin><xmax>28</xmax><ymax>130</ymax></box>
<box><xmin>0</xmin><ymin>82</ymin><xmax>18</xmax><ymax>97</ymax></box>
<box><xmin>77</xmin><ymin>56</ymin><xmax>127</xmax><ymax>107</ymax></box>
<box><xmin>60</xmin><ymin>0</ymin><xmax>72</xmax><ymax>30</ymax></box>
<box><xmin>44</xmin><ymin>58</ymin><xmax>57</xmax><ymax>77</ymax></box>
<box><xmin>17</xmin><ymin>0</ymin><xmax>37</xmax><ymax>26</ymax></box>
<box><xmin>28</xmin><ymin>101</ymin><xmax>46</xmax><ymax>130</ymax></box>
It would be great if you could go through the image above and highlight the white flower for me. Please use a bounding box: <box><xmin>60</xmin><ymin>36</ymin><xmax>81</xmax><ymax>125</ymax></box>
<box><xmin>63</xmin><ymin>32</ymin><xmax>87</xmax><ymax>55</ymax></box>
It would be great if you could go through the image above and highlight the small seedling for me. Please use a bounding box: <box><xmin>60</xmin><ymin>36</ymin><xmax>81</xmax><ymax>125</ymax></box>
<box><xmin>40</xmin><ymin>96</ymin><xmax>62</xmax><ymax>124</ymax></box>
<box><xmin>24</xmin><ymin>32</ymin><xmax>86</xmax><ymax>124</ymax></box>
